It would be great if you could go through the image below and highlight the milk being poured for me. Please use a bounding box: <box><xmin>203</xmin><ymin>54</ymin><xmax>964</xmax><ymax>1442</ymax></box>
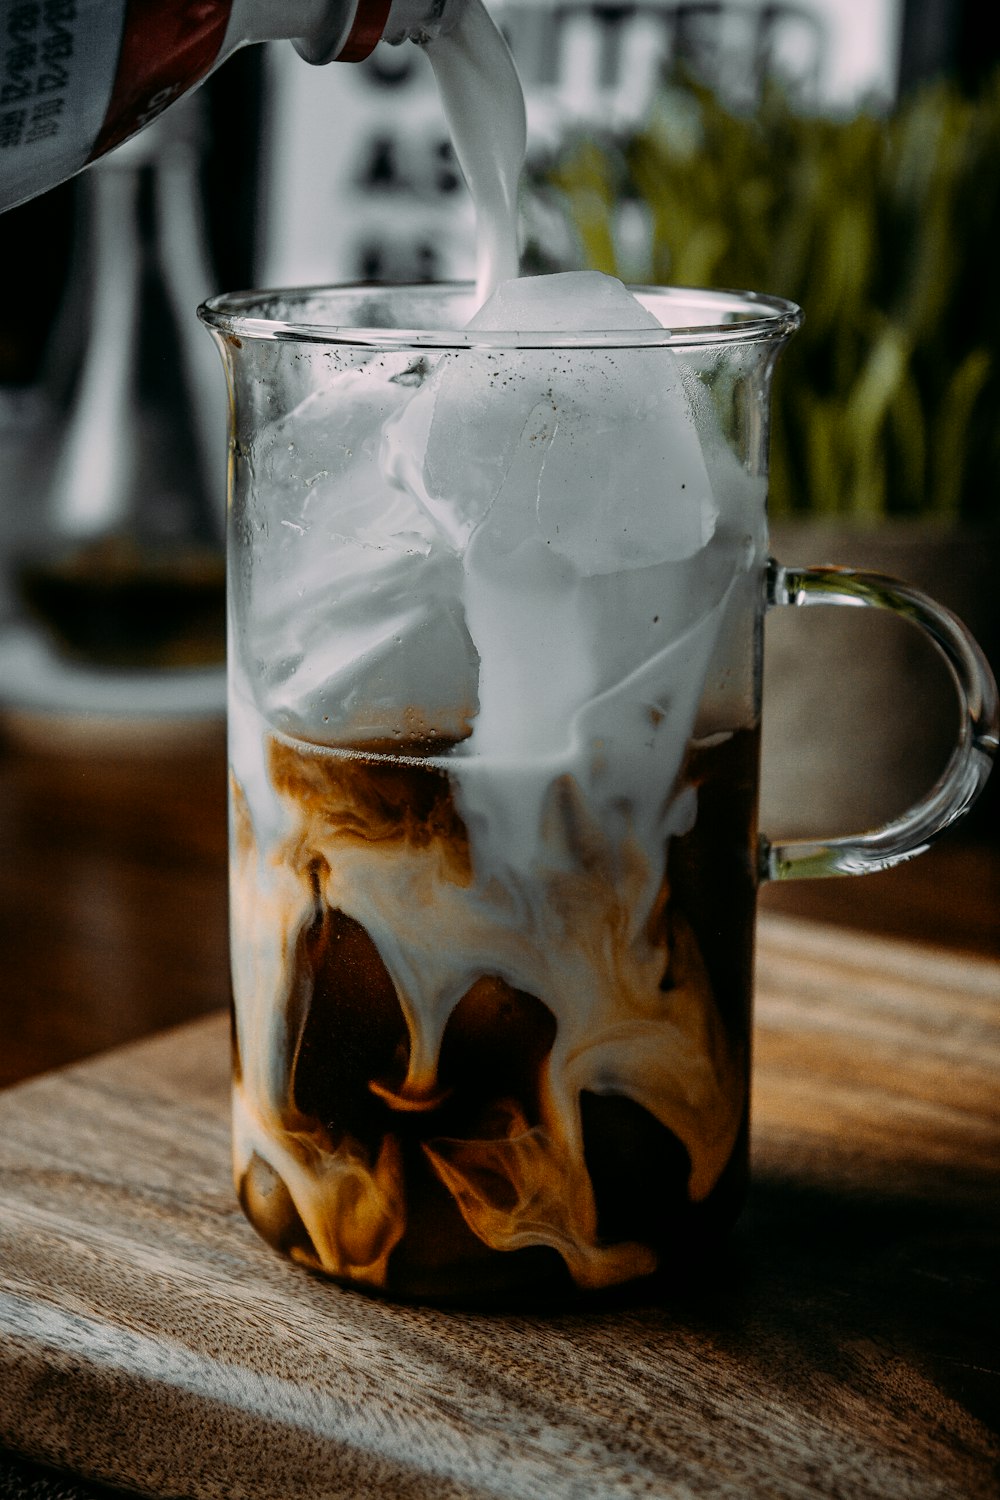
<box><xmin>425</xmin><ymin>0</ymin><xmax>526</xmax><ymax>302</ymax></box>
<box><xmin>390</xmin><ymin>4</ymin><xmax>728</xmax><ymax>868</ymax></box>
<box><xmin>225</xmin><ymin>1</ymin><xmax>763</xmax><ymax>1298</ymax></box>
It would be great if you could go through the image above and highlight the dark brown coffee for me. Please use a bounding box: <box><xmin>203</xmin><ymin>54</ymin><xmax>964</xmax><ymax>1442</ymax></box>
<box><xmin>231</xmin><ymin>724</ymin><xmax>759</xmax><ymax>1303</ymax></box>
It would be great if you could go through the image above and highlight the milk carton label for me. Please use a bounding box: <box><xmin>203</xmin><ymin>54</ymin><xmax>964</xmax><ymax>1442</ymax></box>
<box><xmin>0</xmin><ymin>0</ymin><xmax>232</xmax><ymax>210</ymax></box>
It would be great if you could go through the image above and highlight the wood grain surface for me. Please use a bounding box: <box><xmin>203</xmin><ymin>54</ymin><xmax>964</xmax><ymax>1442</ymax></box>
<box><xmin>1</xmin><ymin>915</ymin><xmax>997</xmax><ymax>1500</ymax></box>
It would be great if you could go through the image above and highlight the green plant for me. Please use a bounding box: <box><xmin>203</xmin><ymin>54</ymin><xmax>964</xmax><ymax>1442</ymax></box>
<box><xmin>530</xmin><ymin>70</ymin><xmax>1000</xmax><ymax>524</ymax></box>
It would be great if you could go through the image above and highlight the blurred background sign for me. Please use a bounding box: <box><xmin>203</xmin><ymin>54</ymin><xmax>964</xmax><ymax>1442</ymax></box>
<box><xmin>257</xmin><ymin>0</ymin><xmax>904</xmax><ymax>290</ymax></box>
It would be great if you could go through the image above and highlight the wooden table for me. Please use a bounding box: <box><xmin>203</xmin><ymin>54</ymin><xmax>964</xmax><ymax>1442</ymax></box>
<box><xmin>1</xmin><ymin>727</ymin><xmax>998</xmax><ymax>1498</ymax></box>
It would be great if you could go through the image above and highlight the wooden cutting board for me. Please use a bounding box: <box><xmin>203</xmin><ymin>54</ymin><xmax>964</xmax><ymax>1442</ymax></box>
<box><xmin>1</xmin><ymin>914</ymin><xmax>998</xmax><ymax>1500</ymax></box>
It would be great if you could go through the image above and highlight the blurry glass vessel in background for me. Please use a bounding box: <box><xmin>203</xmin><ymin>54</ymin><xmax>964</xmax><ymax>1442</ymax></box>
<box><xmin>18</xmin><ymin>97</ymin><xmax>226</xmax><ymax>670</ymax></box>
<box><xmin>0</xmin><ymin>96</ymin><xmax>228</xmax><ymax>733</ymax></box>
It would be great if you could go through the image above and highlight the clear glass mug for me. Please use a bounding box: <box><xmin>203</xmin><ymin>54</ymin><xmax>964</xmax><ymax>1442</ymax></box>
<box><xmin>199</xmin><ymin>284</ymin><xmax>997</xmax><ymax>1304</ymax></box>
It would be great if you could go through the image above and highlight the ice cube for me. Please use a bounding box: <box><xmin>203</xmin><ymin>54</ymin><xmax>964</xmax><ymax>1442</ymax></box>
<box><xmin>256</xmin><ymin>506</ymin><xmax>478</xmax><ymax>746</ymax></box>
<box><xmin>532</xmin><ymin>354</ymin><xmax>716</xmax><ymax>572</ymax></box>
<box><xmin>469</xmin><ymin>271</ymin><xmax>665</xmax><ymax>331</ymax></box>
<box><xmin>385</xmin><ymin>273</ymin><xmax>717</xmax><ymax>574</ymax></box>
<box><xmin>249</xmin><ymin>358</ymin><xmax>477</xmax><ymax>743</ymax></box>
<box><xmin>380</xmin><ymin>352</ymin><xmax>509</xmax><ymax>551</ymax></box>
<box><xmin>266</xmin><ymin>566</ymin><xmax>479</xmax><ymax>745</ymax></box>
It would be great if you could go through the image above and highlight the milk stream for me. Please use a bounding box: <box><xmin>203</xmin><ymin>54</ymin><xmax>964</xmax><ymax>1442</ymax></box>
<box><xmin>425</xmin><ymin>0</ymin><xmax>526</xmax><ymax>303</ymax></box>
<box><xmin>227</xmin><ymin>1</ymin><xmax>762</xmax><ymax>1293</ymax></box>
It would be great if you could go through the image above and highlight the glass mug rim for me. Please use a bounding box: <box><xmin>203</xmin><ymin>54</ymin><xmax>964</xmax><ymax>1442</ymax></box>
<box><xmin>198</xmin><ymin>281</ymin><xmax>803</xmax><ymax>352</ymax></box>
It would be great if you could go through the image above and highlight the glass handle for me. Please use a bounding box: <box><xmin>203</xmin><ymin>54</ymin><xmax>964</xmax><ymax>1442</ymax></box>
<box><xmin>761</xmin><ymin>558</ymin><xmax>999</xmax><ymax>882</ymax></box>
